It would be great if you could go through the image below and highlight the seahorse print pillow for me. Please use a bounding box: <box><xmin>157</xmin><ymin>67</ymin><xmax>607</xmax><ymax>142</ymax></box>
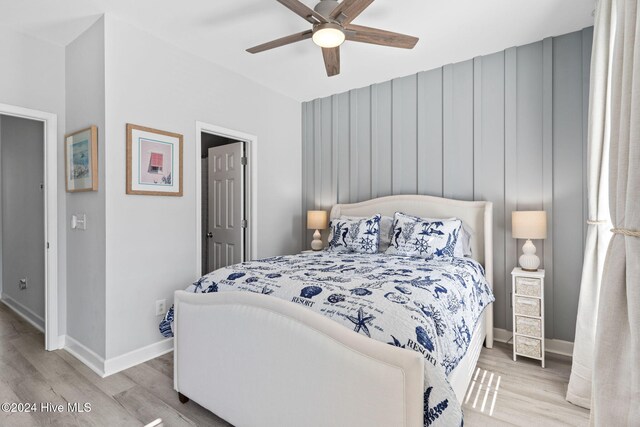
<box><xmin>385</xmin><ymin>212</ymin><xmax>462</xmax><ymax>258</ymax></box>
<box><xmin>327</xmin><ymin>214</ymin><xmax>382</xmax><ymax>254</ymax></box>
<box><xmin>340</xmin><ymin>215</ymin><xmax>394</xmax><ymax>252</ymax></box>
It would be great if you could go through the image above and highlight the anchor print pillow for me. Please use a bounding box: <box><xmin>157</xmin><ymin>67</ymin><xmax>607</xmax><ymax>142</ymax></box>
<box><xmin>327</xmin><ymin>214</ymin><xmax>382</xmax><ymax>254</ymax></box>
<box><xmin>385</xmin><ymin>212</ymin><xmax>462</xmax><ymax>258</ymax></box>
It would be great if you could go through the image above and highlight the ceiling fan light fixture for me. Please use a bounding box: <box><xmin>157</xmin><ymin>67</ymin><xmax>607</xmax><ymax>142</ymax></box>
<box><xmin>312</xmin><ymin>23</ymin><xmax>345</xmax><ymax>48</ymax></box>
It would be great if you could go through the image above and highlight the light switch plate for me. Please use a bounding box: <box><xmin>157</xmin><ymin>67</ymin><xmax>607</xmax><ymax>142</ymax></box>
<box><xmin>71</xmin><ymin>214</ymin><xmax>87</xmax><ymax>230</ymax></box>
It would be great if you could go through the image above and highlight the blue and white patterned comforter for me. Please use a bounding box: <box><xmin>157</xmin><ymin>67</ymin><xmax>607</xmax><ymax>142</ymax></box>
<box><xmin>160</xmin><ymin>251</ymin><xmax>494</xmax><ymax>426</ymax></box>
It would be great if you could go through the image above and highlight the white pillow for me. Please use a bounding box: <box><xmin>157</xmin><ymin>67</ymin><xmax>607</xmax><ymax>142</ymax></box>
<box><xmin>341</xmin><ymin>215</ymin><xmax>393</xmax><ymax>252</ymax></box>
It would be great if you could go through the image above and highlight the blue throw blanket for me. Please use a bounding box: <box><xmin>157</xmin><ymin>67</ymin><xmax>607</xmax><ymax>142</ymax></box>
<box><xmin>161</xmin><ymin>251</ymin><xmax>494</xmax><ymax>426</ymax></box>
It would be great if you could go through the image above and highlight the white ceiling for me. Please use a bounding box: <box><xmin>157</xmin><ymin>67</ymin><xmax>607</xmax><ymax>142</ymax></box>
<box><xmin>0</xmin><ymin>0</ymin><xmax>595</xmax><ymax>101</ymax></box>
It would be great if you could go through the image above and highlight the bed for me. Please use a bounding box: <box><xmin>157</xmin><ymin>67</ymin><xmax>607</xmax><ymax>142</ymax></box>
<box><xmin>168</xmin><ymin>195</ymin><xmax>494</xmax><ymax>426</ymax></box>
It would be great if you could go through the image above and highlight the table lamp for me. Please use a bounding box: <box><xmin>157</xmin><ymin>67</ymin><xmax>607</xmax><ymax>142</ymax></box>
<box><xmin>512</xmin><ymin>211</ymin><xmax>547</xmax><ymax>271</ymax></box>
<box><xmin>307</xmin><ymin>210</ymin><xmax>328</xmax><ymax>251</ymax></box>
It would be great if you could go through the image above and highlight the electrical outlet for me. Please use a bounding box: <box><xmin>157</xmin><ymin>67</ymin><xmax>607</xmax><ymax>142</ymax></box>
<box><xmin>19</xmin><ymin>278</ymin><xmax>27</xmax><ymax>290</ymax></box>
<box><xmin>155</xmin><ymin>299</ymin><xmax>167</xmax><ymax>316</ymax></box>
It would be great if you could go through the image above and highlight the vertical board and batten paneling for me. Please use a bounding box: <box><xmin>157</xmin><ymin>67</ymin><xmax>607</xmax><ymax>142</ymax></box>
<box><xmin>334</xmin><ymin>92</ymin><xmax>350</xmax><ymax>204</ymax></box>
<box><xmin>514</xmin><ymin>41</ymin><xmax>546</xmax><ymax>333</ymax></box>
<box><xmin>474</xmin><ymin>51</ymin><xmax>507</xmax><ymax>331</ymax></box>
<box><xmin>319</xmin><ymin>97</ymin><xmax>333</xmax><ymax>211</ymax></box>
<box><xmin>417</xmin><ymin>69</ymin><xmax>443</xmax><ymax>196</ymax></box>
<box><xmin>392</xmin><ymin>75</ymin><xmax>418</xmax><ymax>195</ymax></box>
<box><xmin>542</xmin><ymin>37</ymin><xmax>555</xmax><ymax>337</ymax></box>
<box><xmin>301</xmin><ymin>102</ymin><xmax>314</xmax><ymax>249</ymax></box>
<box><xmin>552</xmin><ymin>31</ymin><xmax>589</xmax><ymax>341</ymax></box>
<box><xmin>504</xmin><ymin>46</ymin><xmax>518</xmax><ymax>333</ymax></box>
<box><xmin>371</xmin><ymin>81</ymin><xmax>393</xmax><ymax>198</ymax></box>
<box><xmin>443</xmin><ymin>60</ymin><xmax>474</xmax><ymax>200</ymax></box>
<box><xmin>350</xmin><ymin>87</ymin><xmax>372</xmax><ymax>202</ymax></box>
<box><xmin>301</xmin><ymin>28</ymin><xmax>592</xmax><ymax>342</ymax></box>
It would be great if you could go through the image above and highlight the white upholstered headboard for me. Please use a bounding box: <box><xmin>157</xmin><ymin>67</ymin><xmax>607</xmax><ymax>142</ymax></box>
<box><xmin>329</xmin><ymin>195</ymin><xmax>493</xmax><ymax>288</ymax></box>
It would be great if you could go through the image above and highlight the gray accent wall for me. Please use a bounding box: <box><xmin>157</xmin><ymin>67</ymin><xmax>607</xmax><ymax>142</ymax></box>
<box><xmin>302</xmin><ymin>27</ymin><xmax>593</xmax><ymax>342</ymax></box>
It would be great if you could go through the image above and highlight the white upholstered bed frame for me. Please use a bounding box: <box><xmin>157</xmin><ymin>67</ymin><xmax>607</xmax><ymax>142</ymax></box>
<box><xmin>173</xmin><ymin>195</ymin><xmax>493</xmax><ymax>427</ymax></box>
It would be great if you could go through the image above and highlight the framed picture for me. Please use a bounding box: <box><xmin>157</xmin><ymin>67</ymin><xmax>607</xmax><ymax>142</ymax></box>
<box><xmin>126</xmin><ymin>124</ymin><xmax>183</xmax><ymax>196</ymax></box>
<box><xmin>65</xmin><ymin>126</ymin><xmax>98</xmax><ymax>192</ymax></box>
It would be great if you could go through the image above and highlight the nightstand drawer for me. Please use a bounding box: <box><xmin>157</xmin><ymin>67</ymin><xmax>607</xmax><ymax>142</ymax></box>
<box><xmin>516</xmin><ymin>316</ymin><xmax>542</xmax><ymax>337</ymax></box>
<box><xmin>516</xmin><ymin>336</ymin><xmax>542</xmax><ymax>358</ymax></box>
<box><xmin>515</xmin><ymin>277</ymin><xmax>541</xmax><ymax>297</ymax></box>
<box><xmin>515</xmin><ymin>296</ymin><xmax>541</xmax><ymax>317</ymax></box>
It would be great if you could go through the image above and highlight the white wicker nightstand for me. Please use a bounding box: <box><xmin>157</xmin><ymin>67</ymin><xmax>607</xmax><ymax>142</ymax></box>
<box><xmin>512</xmin><ymin>268</ymin><xmax>545</xmax><ymax>368</ymax></box>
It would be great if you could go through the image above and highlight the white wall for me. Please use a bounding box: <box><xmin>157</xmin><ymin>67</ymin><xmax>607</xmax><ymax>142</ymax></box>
<box><xmin>0</xmin><ymin>115</ymin><xmax>45</xmax><ymax>327</ymax></box>
<box><xmin>102</xmin><ymin>15</ymin><xmax>302</xmax><ymax>359</ymax></box>
<box><xmin>0</xmin><ymin>27</ymin><xmax>67</xmax><ymax>336</ymax></box>
<box><xmin>65</xmin><ymin>17</ymin><xmax>107</xmax><ymax>357</ymax></box>
<box><xmin>0</xmin><ymin>16</ymin><xmax>303</xmax><ymax>367</ymax></box>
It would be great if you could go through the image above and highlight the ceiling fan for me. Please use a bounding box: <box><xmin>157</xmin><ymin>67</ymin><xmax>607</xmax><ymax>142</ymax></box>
<box><xmin>246</xmin><ymin>0</ymin><xmax>419</xmax><ymax>77</ymax></box>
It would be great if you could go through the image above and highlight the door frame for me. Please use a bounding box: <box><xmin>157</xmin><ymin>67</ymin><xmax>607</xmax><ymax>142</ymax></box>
<box><xmin>195</xmin><ymin>121</ymin><xmax>257</xmax><ymax>278</ymax></box>
<box><xmin>0</xmin><ymin>103</ymin><xmax>59</xmax><ymax>351</ymax></box>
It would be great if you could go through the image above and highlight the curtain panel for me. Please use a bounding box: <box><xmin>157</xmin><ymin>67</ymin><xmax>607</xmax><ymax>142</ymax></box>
<box><xmin>591</xmin><ymin>0</ymin><xmax>640</xmax><ymax>424</ymax></box>
<box><xmin>567</xmin><ymin>0</ymin><xmax>614</xmax><ymax>409</ymax></box>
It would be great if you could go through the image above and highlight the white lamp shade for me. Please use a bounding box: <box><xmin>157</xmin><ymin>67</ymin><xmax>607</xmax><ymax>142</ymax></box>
<box><xmin>512</xmin><ymin>211</ymin><xmax>547</xmax><ymax>239</ymax></box>
<box><xmin>307</xmin><ymin>210</ymin><xmax>328</xmax><ymax>230</ymax></box>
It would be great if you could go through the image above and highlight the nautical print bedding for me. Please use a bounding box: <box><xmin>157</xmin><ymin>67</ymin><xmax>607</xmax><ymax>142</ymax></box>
<box><xmin>160</xmin><ymin>251</ymin><xmax>494</xmax><ymax>426</ymax></box>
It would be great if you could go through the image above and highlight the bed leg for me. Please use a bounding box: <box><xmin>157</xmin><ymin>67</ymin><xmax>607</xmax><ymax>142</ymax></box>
<box><xmin>178</xmin><ymin>392</ymin><xmax>189</xmax><ymax>404</ymax></box>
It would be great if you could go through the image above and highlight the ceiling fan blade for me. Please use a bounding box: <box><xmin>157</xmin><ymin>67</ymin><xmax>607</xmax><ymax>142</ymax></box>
<box><xmin>330</xmin><ymin>0</ymin><xmax>374</xmax><ymax>24</ymax></box>
<box><xmin>276</xmin><ymin>0</ymin><xmax>327</xmax><ymax>24</ymax></box>
<box><xmin>322</xmin><ymin>47</ymin><xmax>340</xmax><ymax>77</ymax></box>
<box><xmin>247</xmin><ymin>30</ymin><xmax>313</xmax><ymax>54</ymax></box>
<box><xmin>345</xmin><ymin>24</ymin><xmax>419</xmax><ymax>49</ymax></box>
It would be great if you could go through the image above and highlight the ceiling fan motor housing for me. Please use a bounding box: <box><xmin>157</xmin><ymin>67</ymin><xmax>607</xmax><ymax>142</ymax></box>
<box><xmin>314</xmin><ymin>0</ymin><xmax>340</xmax><ymax>19</ymax></box>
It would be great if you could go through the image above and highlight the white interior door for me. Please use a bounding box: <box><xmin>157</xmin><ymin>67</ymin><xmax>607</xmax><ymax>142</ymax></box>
<box><xmin>207</xmin><ymin>142</ymin><xmax>243</xmax><ymax>272</ymax></box>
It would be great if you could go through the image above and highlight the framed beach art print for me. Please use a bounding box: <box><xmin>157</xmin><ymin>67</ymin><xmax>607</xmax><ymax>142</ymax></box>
<box><xmin>126</xmin><ymin>124</ymin><xmax>183</xmax><ymax>196</ymax></box>
<box><xmin>65</xmin><ymin>126</ymin><xmax>98</xmax><ymax>192</ymax></box>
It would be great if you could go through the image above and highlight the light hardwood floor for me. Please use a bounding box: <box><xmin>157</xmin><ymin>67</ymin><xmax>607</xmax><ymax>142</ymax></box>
<box><xmin>0</xmin><ymin>302</ymin><xmax>229</xmax><ymax>427</ymax></box>
<box><xmin>463</xmin><ymin>343</ymin><xmax>590</xmax><ymax>426</ymax></box>
<box><xmin>0</xmin><ymin>302</ymin><xmax>588</xmax><ymax>426</ymax></box>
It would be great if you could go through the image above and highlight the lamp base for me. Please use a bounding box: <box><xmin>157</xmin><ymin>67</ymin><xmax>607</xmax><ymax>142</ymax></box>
<box><xmin>310</xmin><ymin>229</ymin><xmax>323</xmax><ymax>251</ymax></box>
<box><xmin>518</xmin><ymin>239</ymin><xmax>540</xmax><ymax>271</ymax></box>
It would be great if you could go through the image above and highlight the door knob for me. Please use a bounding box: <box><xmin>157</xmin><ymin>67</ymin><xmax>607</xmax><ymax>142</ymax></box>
<box><xmin>207</xmin><ymin>232</ymin><xmax>213</xmax><ymax>238</ymax></box>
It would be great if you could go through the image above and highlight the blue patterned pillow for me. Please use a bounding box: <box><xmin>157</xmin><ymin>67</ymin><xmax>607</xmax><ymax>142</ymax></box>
<box><xmin>385</xmin><ymin>212</ymin><xmax>462</xmax><ymax>258</ymax></box>
<box><xmin>327</xmin><ymin>214</ymin><xmax>381</xmax><ymax>254</ymax></box>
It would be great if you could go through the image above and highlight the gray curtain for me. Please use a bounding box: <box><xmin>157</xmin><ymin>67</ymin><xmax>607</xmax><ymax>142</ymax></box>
<box><xmin>591</xmin><ymin>0</ymin><xmax>640</xmax><ymax>424</ymax></box>
<box><xmin>567</xmin><ymin>0</ymin><xmax>614</xmax><ymax>409</ymax></box>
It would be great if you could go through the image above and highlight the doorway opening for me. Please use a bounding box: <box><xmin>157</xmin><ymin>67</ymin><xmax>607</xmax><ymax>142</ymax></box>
<box><xmin>0</xmin><ymin>103</ymin><xmax>58</xmax><ymax>351</ymax></box>
<box><xmin>195</xmin><ymin>122</ymin><xmax>257</xmax><ymax>277</ymax></box>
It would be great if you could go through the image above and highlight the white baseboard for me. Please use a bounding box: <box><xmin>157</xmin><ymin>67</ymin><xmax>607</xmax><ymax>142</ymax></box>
<box><xmin>63</xmin><ymin>335</ymin><xmax>106</xmax><ymax>377</ymax></box>
<box><xmin>493</xmin><ymin>327</ymin><xmax>574</xmax><ymax>357</ymax></box>
<box><xmin>0</xmin><ymin>294</ymin><xmax>45</xmax><ymax>332</ymax></box>
<box><xmin>63</xmin><ymin>334</ymin><xmax>174</xmax><ymax>378</ymax></box>
<box><xmin>103</xmin><ymin>338</ymin><xmax>173</xmax><ymax>377</ymax></box>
